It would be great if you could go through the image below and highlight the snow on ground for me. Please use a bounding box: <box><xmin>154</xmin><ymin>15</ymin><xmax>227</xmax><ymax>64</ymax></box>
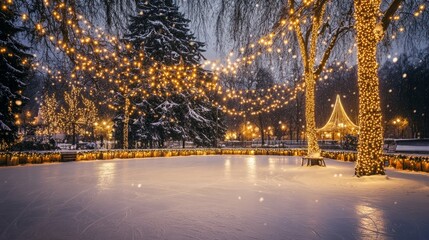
<box><xmin>395</xmin><ymin>145</ymin><xmax>429</xmax><ymax>153</ymax></box>
<box><xmin>0</xmin><ymin>155</ymin><xmax>429</xmax><ymax>240</ymax></box>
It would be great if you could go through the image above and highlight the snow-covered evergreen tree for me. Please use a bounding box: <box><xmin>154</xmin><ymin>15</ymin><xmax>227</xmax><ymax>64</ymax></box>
<box><xmin>0</xmin><ymin>5</ymin><xmax>32</xmax><ymax>148</ymax></box>
<box><xmin>125</xmin><ymin>0</ymin><xmax>204</xmax><ymax>65</ymax></box>
<box><xmin>116</xmin><ymin>0</ymin><xmax>225</xmax><ymax>148</ymax></box>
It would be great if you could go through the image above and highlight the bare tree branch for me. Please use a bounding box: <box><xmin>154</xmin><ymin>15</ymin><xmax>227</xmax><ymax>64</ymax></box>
<box><xmin>381</xmin><ymin>0</ymin><xmax>403</xmax><ymax>32</ymax></box>
<box><xmin>315</xmin><ymin>25</ymin><xmax>353</xmax><ymax>76</ymax></box>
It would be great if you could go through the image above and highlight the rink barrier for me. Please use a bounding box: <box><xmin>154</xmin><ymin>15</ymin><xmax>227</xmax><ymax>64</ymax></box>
<box><xmin>1</xmin><ymin>149</ymin><xmax>429</xmax><ymax>173</ymax></box>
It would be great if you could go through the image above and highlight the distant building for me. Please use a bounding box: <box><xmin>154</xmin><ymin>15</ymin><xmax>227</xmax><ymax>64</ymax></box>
<box><xmin>318</xmin><ymin>95</ymin><xmax>358</xmax><ymax>140</ymax></box>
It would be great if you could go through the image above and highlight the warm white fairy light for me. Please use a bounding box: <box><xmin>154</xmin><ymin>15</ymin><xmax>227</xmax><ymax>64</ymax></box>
<box><xmin>5</xmin><ymin>0</ymin><xmax>427</xmax><ymax>155</ymax></box>
<box><xmin>354</xmin><ymin>0</ymin><xmax>385</xmax><ymax>176</ymax></box>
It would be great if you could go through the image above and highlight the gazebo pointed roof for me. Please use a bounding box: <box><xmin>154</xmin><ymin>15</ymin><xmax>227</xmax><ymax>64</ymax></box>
<box><xmin>318</xmin><ymin>95</ymin><xmax>358</xmax><ymax>133</ymax></box>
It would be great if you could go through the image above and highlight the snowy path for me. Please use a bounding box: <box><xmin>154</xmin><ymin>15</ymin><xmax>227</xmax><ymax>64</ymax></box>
<box><xmin>0</xmin><ymin>155</ymin><xmax>429</xmax><ymax>240</ymax></box>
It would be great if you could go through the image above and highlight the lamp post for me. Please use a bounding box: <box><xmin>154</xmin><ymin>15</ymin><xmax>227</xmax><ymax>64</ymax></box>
<box><xmin>102</xmin><ymin>121</ymin><xmax>107</xmax><ymax>147</ymax></box>
<box><xmin>267</xmin><ymin>126</ymin><xmax>273</xmax><ymax>146</ymax></box>
<box><xmin>94</xmin><ymin>122</ymin><xmax>99</xmax><ymax>148</ymax></box>
<box><xmin>393</xmin><ymin>117</ymin><xmax>408</xmax><ymax>139</ymax></box>
<box><xmin>392</xmin><ymin>119</ymin><xmax>398</xmax><ymax>138</ymax></box>
<box><xmin>94</xmin><ymin>120</ymin><xmax>112</xmax><ymax>149</ymax></box>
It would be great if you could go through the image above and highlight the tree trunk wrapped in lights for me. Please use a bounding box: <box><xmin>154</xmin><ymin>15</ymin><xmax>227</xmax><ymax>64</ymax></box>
<box><xmin>354</xmin><ymin>0</ymin><xmax>385</xmax><ymax>176</ymax></box>
<box><xmin>303</xmin><ymin>71</ymin><xmax>321</xmax><ymax>156</ymax></box>
<box><xmin>353</xmin><ymin>0</ymin><xmax>419</xmax><ymax>177</ymax></box>
<box><xmin>181</xmin><ymin>0</ymin><xmax>354</xmax><ymax>154</ymax></box>
<box><xmin>39</xmin><ymin>93</ymin><xmax>60</xmax><ymax>136</ymax></box>
<box><xmin>292</xmin><ymin>1</ymin><xmax>327</xmax><ymax>157</ymax></box>
<box><xmin>123</xmin><ymin>96</ymin><xmax>130</xmax><ymax>149</ymax></box>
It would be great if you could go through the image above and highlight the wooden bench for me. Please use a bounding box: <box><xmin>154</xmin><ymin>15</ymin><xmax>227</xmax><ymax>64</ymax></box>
<box><xmin>301</xmin><ymin>156</ymin><xmax>326</xmax><ymax>167</ymax></box>
<box><xmin>61</xmin><ymin>151</ymin><xmax>77</xmax><ymax>162</ymax></box>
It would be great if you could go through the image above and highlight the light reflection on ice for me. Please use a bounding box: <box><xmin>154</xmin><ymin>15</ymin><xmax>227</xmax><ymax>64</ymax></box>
<box><xmin>246</xmin><ymin>156</ymin><xmax>256</xmax><ymax>181</ymax></box>
<box><xmin>355</xmin><ymin>204</ymin><xmax>387</xmax><ymax>239</ymax></box>
<box><xmin>96</xmin><ymin>162</ymin><xmax>116</xmax><ymax>190</ymax></box>
<box><xmin>269</xmin><ymin>158</ymin><xmax>276</xmax><ymax>172</ymax></box>
<box><xmin>0</xmin><ymin>155</ymin><xmax>428</xmax><ymax>240</ymax></box>
<box><xmin>224</xmin><ymin>158</ymin><xmax>231</xmax><ymax>179</ymax></box>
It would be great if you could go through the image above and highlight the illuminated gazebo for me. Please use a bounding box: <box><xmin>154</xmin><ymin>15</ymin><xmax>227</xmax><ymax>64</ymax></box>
<box><xmin>318</xmin><ymin>95</ymin><xmax>358</xmax><ymax>140</ymax></box>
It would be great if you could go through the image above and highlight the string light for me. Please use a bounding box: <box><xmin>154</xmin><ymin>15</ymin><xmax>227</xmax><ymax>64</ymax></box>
<box><xmin>4</xmin><ymin>0</ymin><xmax>427</xmax><ymax>156</ymax></box>
<box><xmin>354</xmin><ymin>0</ymin><xmax>385</xmax><ymax>176</ymax></box>
<box><xmin>28</xmin><ymin>7</ymin><xmax>334</xmax><ymax>123</ymax></box>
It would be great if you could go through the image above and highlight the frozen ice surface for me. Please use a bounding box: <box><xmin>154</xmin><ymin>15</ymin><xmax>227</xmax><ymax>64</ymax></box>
<box><xmin>1</xmin><ymin>155</ymin><xmax>429</xmax><ymax>240</ymax></box>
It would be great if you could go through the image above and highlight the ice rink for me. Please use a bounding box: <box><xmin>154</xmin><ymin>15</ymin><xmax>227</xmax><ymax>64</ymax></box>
<box><xmin>1</xmin><ymin>155</ymin><xmax>429</xmax><ymax>239</ymax></box>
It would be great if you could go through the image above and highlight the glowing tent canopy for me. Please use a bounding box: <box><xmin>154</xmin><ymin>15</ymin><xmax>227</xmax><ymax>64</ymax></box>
<box><xmin>318</xmin><ymin>95</ymin><xmax>358</xmax><ymax>139</ymax></box>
